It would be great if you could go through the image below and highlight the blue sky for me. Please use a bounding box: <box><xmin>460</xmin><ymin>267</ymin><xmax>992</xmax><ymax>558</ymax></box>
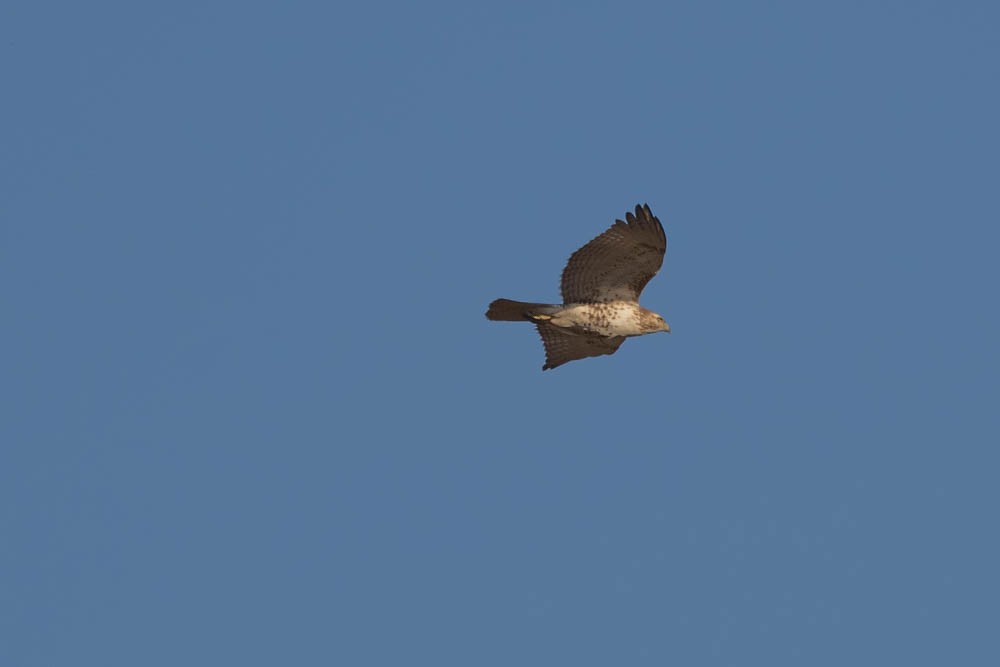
<box><xmin>3</xmin><ymin>1</ymin><xmax>999</xmax><ymax>664</ymax></box>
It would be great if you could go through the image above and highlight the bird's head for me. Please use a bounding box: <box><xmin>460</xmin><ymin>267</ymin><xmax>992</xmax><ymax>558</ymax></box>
<box><xmin>643</xmin><ymin>311</ymin><xmax>670</xmax><ymax>334</ymax></box>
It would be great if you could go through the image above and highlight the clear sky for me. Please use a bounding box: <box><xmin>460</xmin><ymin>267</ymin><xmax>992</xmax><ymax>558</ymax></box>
<box><xmin>3</xmin><ymin>2</ymin><xmax>999</xmax><ymax>665</ymax></box>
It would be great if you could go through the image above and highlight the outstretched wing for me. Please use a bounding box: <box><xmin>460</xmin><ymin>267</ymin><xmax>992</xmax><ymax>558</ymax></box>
<box><xmin>535</xmin><ymin>323</ymin><xmax>626</xmax><ymax>370</ymax></box>
<box><xmin>560</xmin><ymin>204</ymin><xmax>666</xmax><ymax>304</ymax></box>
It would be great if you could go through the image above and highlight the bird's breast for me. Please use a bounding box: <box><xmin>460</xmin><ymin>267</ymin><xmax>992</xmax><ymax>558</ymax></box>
<box><xmin>555</xmin><ymin>301</ymin><xmax>645</xmax><ymax>337</ymax></box>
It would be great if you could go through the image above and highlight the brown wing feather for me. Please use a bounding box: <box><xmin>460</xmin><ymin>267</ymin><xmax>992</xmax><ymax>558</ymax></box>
<box><xmin>535</xmin><ymin>323</ymin><xmax>626</xmax><ymax>370</ymax></box>
<box><xmin>560</xmin><ymin>204</ymin><xmax>666</xmax><ymax>304</ymax></box>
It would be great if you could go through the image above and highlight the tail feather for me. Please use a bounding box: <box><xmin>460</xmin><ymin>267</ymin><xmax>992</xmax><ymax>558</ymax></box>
<box><xmin>486</xmin><ymin>298</ymin><xmax>554</xmax><ymax>322</ymax></box>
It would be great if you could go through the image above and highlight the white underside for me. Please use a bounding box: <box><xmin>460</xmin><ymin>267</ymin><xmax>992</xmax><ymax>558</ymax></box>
<box><xmin>546</xmin><ymin>301</ymin><xmax>644</xmax><ymax>337</ymax></box>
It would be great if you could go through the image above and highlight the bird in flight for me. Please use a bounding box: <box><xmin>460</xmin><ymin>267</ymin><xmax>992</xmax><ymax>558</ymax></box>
<box><xmin>486</xmin><ymin>203</ymin><xmax>670</xmax><ymax>370</ymax></box>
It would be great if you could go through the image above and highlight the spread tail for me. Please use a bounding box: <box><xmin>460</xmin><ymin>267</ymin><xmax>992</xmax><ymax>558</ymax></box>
<box><xmin>486</xmin><ymin>298</ymin><xmax>555</xmax><ymax>322</ymax></box>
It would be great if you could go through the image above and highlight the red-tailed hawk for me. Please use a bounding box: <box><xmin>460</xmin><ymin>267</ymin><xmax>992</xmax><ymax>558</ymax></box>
<box><xmin>486</xmin><ymin>203</ymin><xmax>670</xmax><ymax>370</ymax></box>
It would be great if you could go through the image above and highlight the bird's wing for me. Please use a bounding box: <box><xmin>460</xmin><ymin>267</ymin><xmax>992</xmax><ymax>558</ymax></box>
<box><xmin>535</xmin><ymin>324</ymin><xmax>626</xmax><ymax>370</ymax></box>
<box><xmin>560</xmin><ymin>204</ymin><xmax>666</xmax><ymax>303</ymax></box>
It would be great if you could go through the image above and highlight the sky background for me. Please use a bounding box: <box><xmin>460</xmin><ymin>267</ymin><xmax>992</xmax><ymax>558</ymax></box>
<box><xmin>3</xmin><ymin>1</ymin><xmax>1000</xmax><ymax>665</ymax></box>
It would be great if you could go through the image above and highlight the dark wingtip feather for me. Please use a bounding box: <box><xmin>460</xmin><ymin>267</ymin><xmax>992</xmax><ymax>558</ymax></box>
<box><xmin>626</xmin><ymin>203</ymin><xmax>656</xmax><ymax>223</ymax></box>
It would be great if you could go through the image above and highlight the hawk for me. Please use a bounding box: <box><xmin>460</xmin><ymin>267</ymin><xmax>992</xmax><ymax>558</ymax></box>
<box><xmin>486</xmin><ymin>203</ymin><xmax>670</xmax><ymax>370</ymax></box>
